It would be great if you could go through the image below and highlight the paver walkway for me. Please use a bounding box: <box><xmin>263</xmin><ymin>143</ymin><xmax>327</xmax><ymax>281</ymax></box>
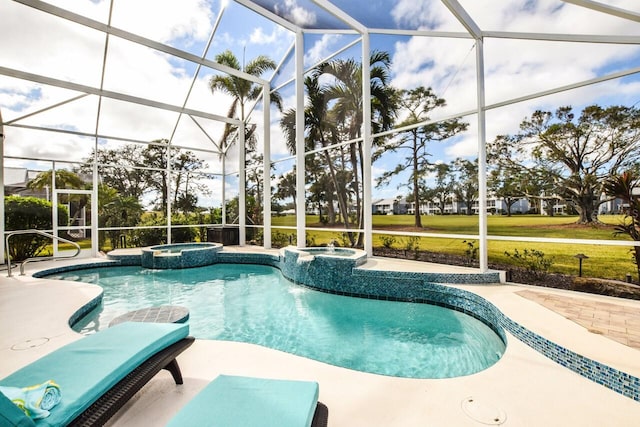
<box><xmin>517</xmin><ymin>289</ymin><xmax>640</xmax><ymax>350</ymax></box>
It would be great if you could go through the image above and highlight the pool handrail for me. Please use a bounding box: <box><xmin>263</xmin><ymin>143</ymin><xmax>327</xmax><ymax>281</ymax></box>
<box><xmin>5</xmin><ymin>229</ymin><xmax>82</xmax><ymax>277</ymax></box>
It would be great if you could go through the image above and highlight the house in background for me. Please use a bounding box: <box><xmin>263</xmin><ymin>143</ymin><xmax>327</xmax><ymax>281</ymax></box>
<box><xmin>372</xmin><ymin>198</ymin><xmax>408</xmax><ymax>215</ymax></box>
<box><xmin>4</xmin><ymin>167</ymin><xmax>48</xmax><ymax>198</ymax></box>
<box><xmin>405</xmin><ymin>195</ymin><xmax>531</xmax><ymax>215</ymax></box>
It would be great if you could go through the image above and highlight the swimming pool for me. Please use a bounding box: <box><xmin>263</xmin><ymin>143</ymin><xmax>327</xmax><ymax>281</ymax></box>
<box><xmin>48</xmin><ymin>263</ymin><xmax>505</xmax><ymax>378</ymax></box>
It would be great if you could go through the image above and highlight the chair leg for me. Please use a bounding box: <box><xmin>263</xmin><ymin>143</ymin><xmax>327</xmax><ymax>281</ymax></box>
<box><xmin>163</xmin><ymin>359</ymin><xmax>184</xmax><ymax>384</ymax></box>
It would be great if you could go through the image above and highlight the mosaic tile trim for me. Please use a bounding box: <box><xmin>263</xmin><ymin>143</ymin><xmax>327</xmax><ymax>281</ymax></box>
<box><xmin>352</xmin><ymin>267</ymin><xmax>501</xmax><ymax>284</ymax></box>
<box><xmin>105</xmin><ymin>253</ymin><xmax>141</xmax><ymax>266</ymax></box>
<box><xmin>499</xmin><ymin>314</ymin><xmax>640</xmax><ymax>401</ymax></box>
<box><xmin>216</xmin><ymin>252</ymin><xmax>282</xmax><ymax>268</ymax></box>
<box><xmin>140</xmin><ymin>243</ymin><xmax>222</xmax><ymax>269</ymax></box>
<box><xmin>68</xmin><ymin>293</ymin><xmax>103</xmax><ymax>328</ymax></box>
<box><xmin>34</xmin><ymin>250</ymin><xmax>639</xmax><ymax>401</ymax></box>
<box><xmin>32</xmin><ymin>261</ymin><xmax>120</xmax><ymax>278</ymax></box>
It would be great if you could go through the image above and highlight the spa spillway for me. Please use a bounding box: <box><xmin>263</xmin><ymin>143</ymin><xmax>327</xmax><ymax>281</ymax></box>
<box><xmin>140</xmin><ymin>243</ymin><xmax>222</xmax><ymax>269</ymax></box>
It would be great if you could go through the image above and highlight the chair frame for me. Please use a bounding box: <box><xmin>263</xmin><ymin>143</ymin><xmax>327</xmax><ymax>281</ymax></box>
<box><xmin>68</xmin><ymin>336</ymin><xmax>195</xmax><ymax>427</ymax></box>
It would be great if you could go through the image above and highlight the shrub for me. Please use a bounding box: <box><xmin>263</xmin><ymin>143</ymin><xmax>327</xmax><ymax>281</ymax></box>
<box><xmin>272</xmin><ymin>230</ymin><xmax>292</xmax><ymax>248</ymax></box>
<box><xmin>462</xmin><ymin>240</ymin><xmax>478</xmax><ymax>266</ymax></box>
<box><xmin>171</xmin><ymin>226</ymin><xmax>197</xmax><ymax>243</ymax></box>
<box><xmin>130</xmin><ymin>214</ymin><xmax>166</xmax><ymax>247</ymax></box>
<box><xmin>504</xmin><ymin>248</ymin><xmax>553</xmax><ymax>278</ymax></box>
<box><xmin>402</xmin><ymin>236</ymin><xmax>420</xmax><ymax>259</ymax></box>
<box><xmin>380</xmin><ymin>235</ymin><xmax>397</xmax><ymax>249</ymax></box>
<box><xmin>338</xmin><ymin>232</ymin><xmax>352</xmax><ymax>247</ymax></box>
<box><xmin>306</xmin><ymin>236</ymin><xmax>317</xmax><ymax>247</ymax></box>
<box><xmin>5</xmin><ymin>195</ymin><xmax>69</xmax><ymax>261</ymax></box>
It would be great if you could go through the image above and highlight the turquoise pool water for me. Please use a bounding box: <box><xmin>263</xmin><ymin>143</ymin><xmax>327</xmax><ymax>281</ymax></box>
<box><xmin>49</xmin><ymin>264</ymin><xmax>505</xmax><ymax>378</ymax></box>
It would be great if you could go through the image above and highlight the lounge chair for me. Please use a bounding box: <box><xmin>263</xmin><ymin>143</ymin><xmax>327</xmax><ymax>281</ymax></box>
<box><xmin>0</xmin><ymin>322</ymin><xmax>194</xmax><ymax>427</ymax></box>
<box><xmin>166</xmin><ymin>374</ymin><xmax>328</xmax><ymax>427</ymax></box>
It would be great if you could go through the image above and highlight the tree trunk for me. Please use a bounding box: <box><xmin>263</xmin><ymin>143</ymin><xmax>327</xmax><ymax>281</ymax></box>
<box><xmin>634</xmin><ymin>246</ymin><xmax>640</xmax><ymax>282</ymax></box>
<box><xmin>412</xmin><ymin>132</ymin><xmax>422</xmax><ymax>228</ymax></box>
<box><xmin>347</xmin><ymin>143</ymin><xmax>359</xmax><ymax>246</ymax></box>
<box><xmin>323</xmin><ymin>151</ymin><xmax>350</xmax><ymax>231</ymax></box>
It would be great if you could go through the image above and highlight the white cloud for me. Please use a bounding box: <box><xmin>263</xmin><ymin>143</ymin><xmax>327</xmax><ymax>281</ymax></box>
<box><xmin>110</xmin><ymin>0</ymin><xmax>214</xmax><ymax>45</ymax></box>
<box><xmin>391</xmin><ymin>0</ymin><xmax>463</xmax><ymax>31</ymax></box>
<box><xmin>274</xmin><ymin>0</ymin><xmax>316</xmax><ymax>28</ymax></box>
<box><xmin>304</xmin><ymin>34</ymin><xmax>343</xmax><ymax>66</ymax></box>
<box><xmin>388</xmin><ymin>1</ymin><xmax>640</xmax><ymax>167</ymax></box>
<box><xmin>4</xmin><ymin>0</ymin><xmax>640</xmax><ymax>203</ymax></box>
<box><xmin>250</xmin><ymin>27</ymin><xmax>278</xmax><ymax>45</ymax></box>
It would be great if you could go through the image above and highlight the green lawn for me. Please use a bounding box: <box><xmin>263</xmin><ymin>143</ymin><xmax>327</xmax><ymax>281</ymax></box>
<box><xmin>34</xmin><ymin>215</ymin><xmax>635</xmax><ymax>282</ymax></box>
<box><xmin>271</xmin><ymin>214</ymin><xmax>637</xmax><ymax>281</ymax></box>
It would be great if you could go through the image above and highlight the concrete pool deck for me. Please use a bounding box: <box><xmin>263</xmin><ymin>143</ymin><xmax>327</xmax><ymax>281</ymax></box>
<box><xmin>1</xmin><ymin>248</ymin><xmax>639</xmax><ymax>426</ymax></box>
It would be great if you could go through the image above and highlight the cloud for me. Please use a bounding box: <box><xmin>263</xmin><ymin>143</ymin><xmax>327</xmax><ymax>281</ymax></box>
<box><xmin>304</xmin><ymin>34</ymin><xmax>344</xmax><ymax>66</ymax></box>
<box><xmin>387</xmin><ymin>1</ymin><xmax>640</xmax><ymax>167</ymax></box>
<box><xmin>250</xmin><ymin>27</ymin><xmax>278</xmax><ymax>45</ymax></box>
<box><xmin>110</xmin><ymin>0</ymin><xmax>214</xmax><ymax>45</ymax></box>
<box><xmin>4</xmin><ymin>0</ymin><xmax>640</xmax><ymax>204</ymax></box>
<box><xmin>274</xmin><ymin>0</ymin><xmax>316</xmax><ymax>28</ymax></box>
<box><xmin>391</xmin><ymin>0</ymin><xmax>462</xmax><ymax>31</ymax></box>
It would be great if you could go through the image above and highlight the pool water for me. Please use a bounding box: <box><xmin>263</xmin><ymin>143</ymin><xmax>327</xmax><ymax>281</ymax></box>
<box><xmin>50</xmin><ymin>264</ymin><xmax>505</xmax><ymax>378</ymax></box>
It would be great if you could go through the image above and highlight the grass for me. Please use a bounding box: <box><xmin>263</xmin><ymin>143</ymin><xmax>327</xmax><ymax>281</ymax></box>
<box><xmin>34</xmin><ymin>215</ymin><xmax>636</xmax><ymax>282</ymax></box>
<box><xmin>270</xmin><ymin>214</ymin><xmax>637</xmax><ymax>281</ymax></box>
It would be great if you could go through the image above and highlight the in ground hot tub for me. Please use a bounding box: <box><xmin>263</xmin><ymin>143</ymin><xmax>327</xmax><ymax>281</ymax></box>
<box><xmin>281</xmin><ymin>246</ymin><xmax>367</xmax><ymax>288</ymax></box>
<box><xmin>141</xmin><ymin>242</ymin><xmax>222</xmax><ymax>269</ymax></box>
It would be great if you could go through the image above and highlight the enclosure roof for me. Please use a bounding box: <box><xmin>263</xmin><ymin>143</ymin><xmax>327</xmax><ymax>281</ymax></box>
<box><xmin>1</xmin><ymin>0</ymin><xmax>640</xmax><ymax>174</ymax></box>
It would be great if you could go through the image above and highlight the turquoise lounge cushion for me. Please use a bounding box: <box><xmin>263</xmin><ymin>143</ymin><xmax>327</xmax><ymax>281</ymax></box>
<box><xmin>0</xmin><ymin>391</ymin><xmax>36</xmax><ymax>427</ymax></box>
<box><xmin>0</xmin><ymin>322</ymin><xmax>188</xmax><ymax>427</ymax></box>
<box><xmin>167</xmin><ymin>375</ymin><xmax>319</xmax><ymax>427</ymax></box>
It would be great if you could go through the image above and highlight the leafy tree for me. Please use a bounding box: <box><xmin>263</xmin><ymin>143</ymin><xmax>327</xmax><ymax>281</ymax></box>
<box><xmin>5</xmin><ymin>196</ymin><xmax>69</xmax><ymax>261</ymax></box>
<box><xmin>97</xmin><ymin>184</ymin><xmax>143</xmax><ymax>250</ymax></box>
<box><xmin>131</xmin><ymin>213</ymin><xmax>166</xmax><ymax>247</ymax></box>
<box><xmin>489</xmin><ymin>105</ymin><xmax>640</xmax><ymax>223</ymax></box>
<box><xmin>83</xmin><ymin>145</ymin><xmax>149</xmax><ymax>199</ymax></box>
<box><xmin>488</xmin><ymin>164</ymin><xmax>527</xmax><ymax>216</ymax></box>
<box><xmin>452</xmin><ymin>158</ymin><xmax>478</xmax><ymax>215</ymax></box>
<box><xmin>82</xmin><ymin>140</ymin><xmax>210</xmax><ymax>213</ymax></box>
<box><xmin>423</xmin><ymin>162</ymin><xmax>455</xmax><ymax>215</ymax></box>
<box><xmin>274</xmin><ymin>169</ymin><xmax>297</xmax><ymax>214</ymax></box>
<box><xmin>245</xmin><ymin>152</ymin><xmax>266</xmax><ymax>225</ymax></box>
<box><xmin>603</xmin><ymin>170</ymin><xmax>640</xmax><ymax>281</ymax></box>
<box><xmin>375</xmin><ymin>87</ymin><xmax>467</xmax><ymax>226</ymax></box>
<box><xmin>143</xmin><ymin>139</ymin><xmax>209</xmax><ymax>213</ymax></box>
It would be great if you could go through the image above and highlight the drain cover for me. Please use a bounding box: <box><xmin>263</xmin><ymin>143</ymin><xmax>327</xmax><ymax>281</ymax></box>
<box><xmin>12</xmin><ymin>337</ymin><xmax>49</xmax><ymax>350</ymax></box>
<box><xmin>461</xmin><ymin>396</ymin><xmax>506</xmax><ymax>425</ymax></box>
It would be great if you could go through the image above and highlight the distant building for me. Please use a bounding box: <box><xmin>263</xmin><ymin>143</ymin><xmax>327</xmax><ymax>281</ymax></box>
<box><xmin>403</xmin><ymin>195</ymin><xmax>530</xmax><ymax>215</ymax></box>
<box><xmin>4</xmin><ymin>167</ymin><xmax>48</xmax><ymax>198</ymax></box>
<box><xmin>372</xmin><ymin>198</ymin><xmax>408</xmax><ymax>215</ymax></box>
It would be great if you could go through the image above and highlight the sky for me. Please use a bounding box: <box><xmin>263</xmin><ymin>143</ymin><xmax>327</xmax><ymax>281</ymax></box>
<box><xmin>1</xmin><ymin>0</ymin><xmax>640</xmax><ymax>207</ymax></box>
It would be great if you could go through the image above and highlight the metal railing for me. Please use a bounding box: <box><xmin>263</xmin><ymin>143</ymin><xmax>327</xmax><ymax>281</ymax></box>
<box><xmin>5</xmin><ymin>230</ymin><xmax>82</xmax><ymax>277</ymax></box>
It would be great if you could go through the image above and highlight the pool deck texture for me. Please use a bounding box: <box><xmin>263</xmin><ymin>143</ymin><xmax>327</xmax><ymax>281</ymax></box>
<box><xmin>1</xmin><ymin>247</ymin><xmax>640</xmax><ymax>426</ymax></box>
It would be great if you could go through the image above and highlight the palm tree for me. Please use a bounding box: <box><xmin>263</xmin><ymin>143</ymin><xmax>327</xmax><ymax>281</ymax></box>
<box><xmin>318</xmin><ymin>51</ymin><xmax>397</xmax><ymax>245</ymax></box>
<box><xmin>27</xmin><ymin>169</ymin><xmax>88</xmax><ymax>230</ymax></box>
<box><xmin>210</xmin><ymin>50</ymin><xmax>282</xmax><ymax>151</ymax></box>
<box><xmin>210</xmin><ymin>50</ymin><xmax>282</xmax><ymax>224</ymax></box>
<box><xmin>603</xmin><ymin>170</ymin><xmax>640</xmax><ymax>281</ymax></box>
<box><xmin>281</xmin><ymin>74</ymin><xmax>350</xmax><ymax>226</ymax></box>
<box><xmin>27</xmin><ymin>169</ymin><xmax>86</xmax><ymax>191</ymax></box>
